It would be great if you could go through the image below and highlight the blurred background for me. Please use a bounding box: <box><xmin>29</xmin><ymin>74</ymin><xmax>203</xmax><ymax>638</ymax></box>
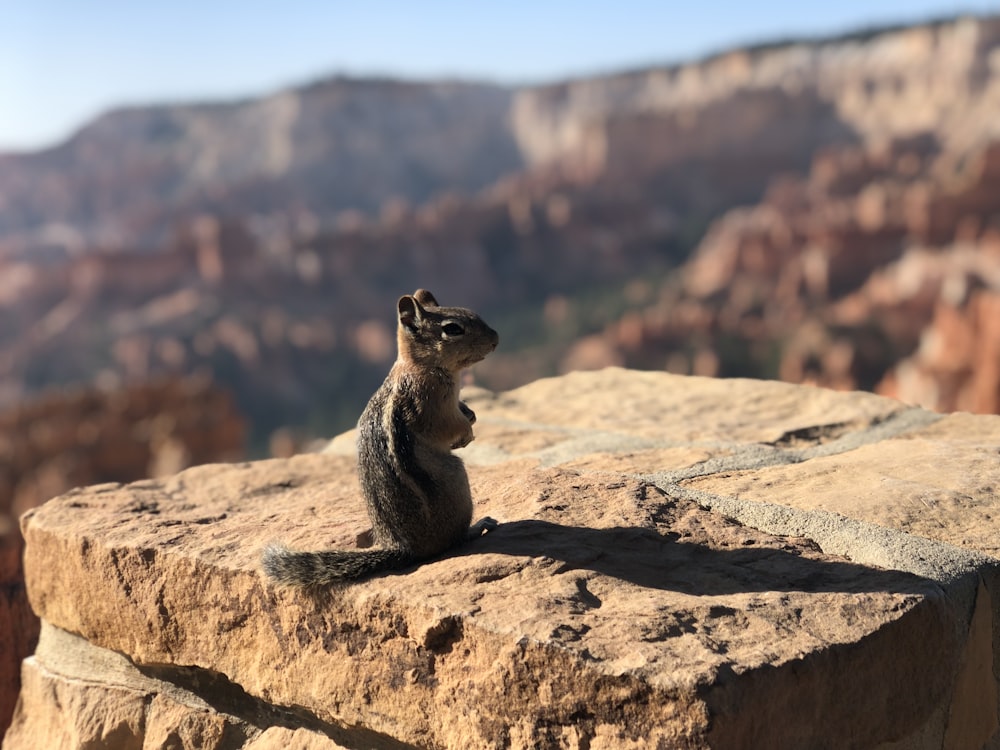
<box><xmin>4</xmin><ymin>0</ymin><xmax>1000</xmax><ymax>505</ymax></box>
<box><xmin>3</xmin><ymin>3</ymin><xmax>1000</xmax><ymax>724</ymax></box>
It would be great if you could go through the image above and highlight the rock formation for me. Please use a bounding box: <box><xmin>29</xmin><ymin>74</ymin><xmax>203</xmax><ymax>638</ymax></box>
<box><xmin>4</xmin><ymin>16</ymin><xmax>1000</xmax><ymax>450</ymax></box>
<box><xmin>0</xmin><ymin>376</ymin><xmax>245</xmax><ymax>738</ymax></box>
<box><xmin>512</xmin><ymin>18</ymin><xmax>1000</xmax><ymax>172</ymax></box>
<box><xmin>876</xmin><ymin>288</ymin><xmax>1000</xmax><ymax>413</ymax></box>
<box><xmin>5</xmin><ymin>370</ymin><xmax>998</xmax><ymax>748</ymax></box>
<box><xmin>2</xmin><ymin>17</ymin><xmax>1000</xmax><ymax>747</ymax></box>
<box><xmin>574</xmin><ymin>133</ymin><xmax>1000</xmax><ymax>415</ymax></box>
<box><xmin>0</xmin><ymin>79</ymin><xmax>521</xmax><ymax>258</ymax></box>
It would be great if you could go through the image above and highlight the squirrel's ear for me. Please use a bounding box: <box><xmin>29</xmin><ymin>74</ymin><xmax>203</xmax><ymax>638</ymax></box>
<box><xmin>413</xmin><ymin>289</ymin><xmax>439</xmax><ymax>308</ymax></box>
<box><xmin>397</xmin><ymin>295</ymin><xmax>424</xmax><ymax>331</ymax></box>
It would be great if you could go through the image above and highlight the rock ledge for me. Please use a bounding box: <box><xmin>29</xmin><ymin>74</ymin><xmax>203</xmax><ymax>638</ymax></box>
<box><xmin>6</xmin><ymin>370</ymin><xmax>1000</xmax><ymax>749</ymax></box>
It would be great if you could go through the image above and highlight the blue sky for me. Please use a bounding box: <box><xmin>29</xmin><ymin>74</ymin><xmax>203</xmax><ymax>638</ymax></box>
<box><xmin>1</xmin><ymin>0</ymin><xmax>996</xmax><ymax>151</ymax></box>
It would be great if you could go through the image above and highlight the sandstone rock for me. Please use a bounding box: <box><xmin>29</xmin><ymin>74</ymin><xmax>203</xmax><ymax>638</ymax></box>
<box><xmin>512</xmin><ymin>18</ymin><xmax>1000</xmax><ymax>173</ymax></box>
<box><xmin>4</xmin><ymin>623</ymin><xmax>347</xmax><ymax>749</ymax></box>
<box><xmin>8</xmin><ymin>370</ymin><xmax>1000</xmax><ymax>748</ymax></box>
<box><xmin>12</xmin><ymin>458</ymin><xmax>977</xmax><ymax>748</ymax></box>
<box><xmin>468</xmin><ymin>371</ymin><xmax>1000</xmax><ymax>568</ymax></box>
<box><xmin>678</xmin><ymin>409</ymin><xmax>1000</xmax><ymax>558</ymax></box>
<box><xmin>582</xmin><ymin>129</ymin><xmax>1000</xmax><ymax>406</ymax></box>
<box><xmin>0</xmin><ymin>375</ymin><xmax>246</xmax><ymax>738</ymax></box>
<box><xmin>465</xmin><ymin>368</ymin><xmax>902</xmax><ymax>445</ymax></box>
<box><xmin>877</xmin><ymin>289</ymin><xmax>1000</xmax><ymax>414</ymax></box>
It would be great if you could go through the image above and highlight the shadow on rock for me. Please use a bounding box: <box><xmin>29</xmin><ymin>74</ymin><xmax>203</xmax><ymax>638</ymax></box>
<box><xmin>453</xmin><ymin>519</ymin><xmax>934</xmax><ymax>597</ymax></box>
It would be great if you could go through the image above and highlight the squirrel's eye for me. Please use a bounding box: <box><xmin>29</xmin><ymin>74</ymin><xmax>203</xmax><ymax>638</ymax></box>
<box><xmin>442</xmin><ymin>322</ymin><xmax>464</xmax><ymax>337</ymax></box>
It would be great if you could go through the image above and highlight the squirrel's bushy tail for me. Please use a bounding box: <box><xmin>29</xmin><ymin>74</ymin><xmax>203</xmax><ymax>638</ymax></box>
<box><xmin>262</xmin><ymin>544</ymin><xmax>413</xmax><ymax>586</ymax></box>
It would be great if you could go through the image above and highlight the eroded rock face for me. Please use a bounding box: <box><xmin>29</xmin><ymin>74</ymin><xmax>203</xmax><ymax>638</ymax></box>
<box><xmin>7</xmin><ymin>370</ymin><xmax>1000</xmax><ymax>748</ymax></box>
<box><xmin>512</xmin><ymin>19</ymin><xmax>1000</xmax><ymax>172</ymax></box>
<box><xmin>0</xmin><ymin>375</ymin><xmax>245</xmax><ymax>739</ymax></box>
<box><xmin>571</xmin><ymin>134</ymin><xmax>1000</xmax><ymax>411</ymax></box>
<box><xmin>10</xmin><ymin>624</ymin><xmax>348</xmax><ymax>750</ymax></box>
<box><xmin>877</xmin><ymin>289</ymin><xmax>1000</xmax><ymax>414</ymax></box>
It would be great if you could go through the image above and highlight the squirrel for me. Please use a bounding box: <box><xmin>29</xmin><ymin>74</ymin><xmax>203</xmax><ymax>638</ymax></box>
<box><xmin>262</xmin><ymin>289</ymin><xmax>499</xmax><ymax>586</ymax></box>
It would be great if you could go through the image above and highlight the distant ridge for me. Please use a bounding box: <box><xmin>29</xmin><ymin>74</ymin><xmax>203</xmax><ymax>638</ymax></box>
<box><xmin>1</xmin><ymin>14</ymin><xmax>1000</xmax><ymax>445</ymax></box>
<box><xmin>2</xmin><ymin>14</ymin><xmax>998</xmax><ymax>260</ymax></box>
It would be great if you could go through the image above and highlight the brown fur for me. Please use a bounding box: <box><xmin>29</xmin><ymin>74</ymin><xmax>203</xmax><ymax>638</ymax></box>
<box><xmin>263</xmin><ymin>290</ymin><xmax>499</xmax><ymax>586</ymax></box>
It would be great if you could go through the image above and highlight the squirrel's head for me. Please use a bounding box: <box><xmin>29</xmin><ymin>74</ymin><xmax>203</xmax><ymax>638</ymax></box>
<box><xmin>396</xmin><ymin>289</ymin><xmax>499</xmax><ymax>371</ymax></box>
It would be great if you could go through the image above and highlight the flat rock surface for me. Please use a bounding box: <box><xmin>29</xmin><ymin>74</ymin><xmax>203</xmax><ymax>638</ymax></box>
<box><xmin>468</xmin><ymin>369</ymin><xmax>904</xmax><ymax>444</ymax></box>
<box><xmin>462</xmin><ymin>370</ymin><xmax>1000</xmax><ymax>560</ymax></box>
<box><xmin>681</xmin><ymin>416</ymin><xmax>1000</xmax><ymax>558</ymax></box>
<box><xmin>15</xmin><ymin>369</ymin><xmax>1000</xmax><ymax>749</ymax></box>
